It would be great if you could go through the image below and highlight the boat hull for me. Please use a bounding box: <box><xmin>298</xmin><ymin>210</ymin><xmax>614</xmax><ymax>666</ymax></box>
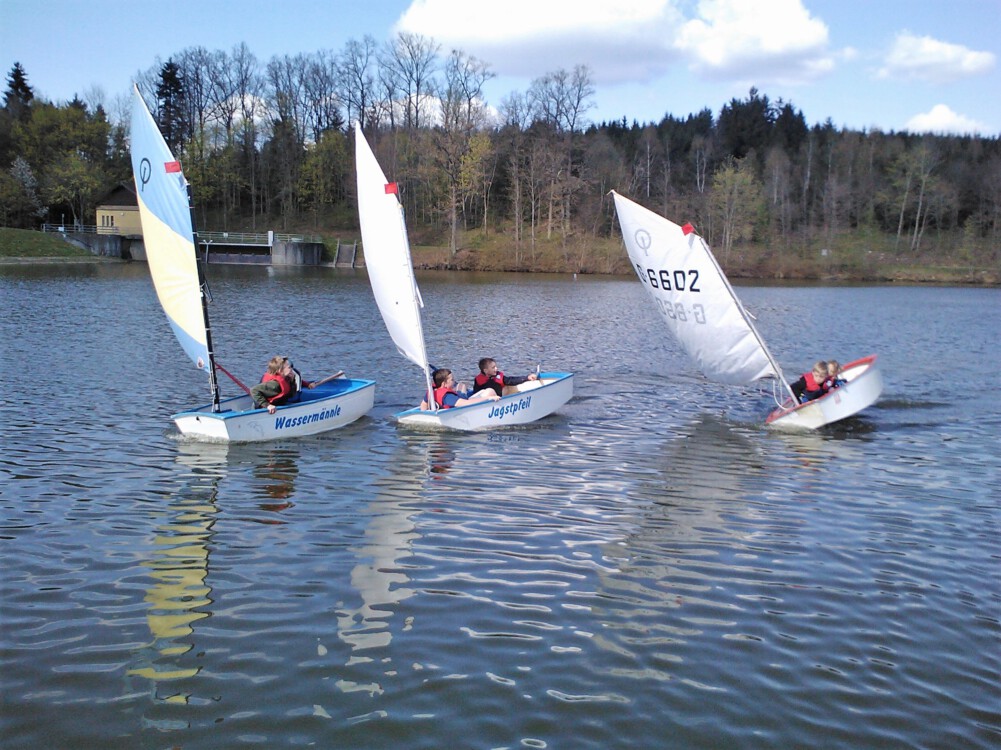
<box><xmin>766</xmin><ymin>355</ymin><xmax>882</xmax><ymax>430</ymax></box>
<box><xmin>395</xmin><ymin>373</ymin><xmax>573</xmax><ymax>431</ymax></box>
<box><xmin>171</xmin><ymin>379</ymin><xmax>376</xmax><ymax>442</ymax></box>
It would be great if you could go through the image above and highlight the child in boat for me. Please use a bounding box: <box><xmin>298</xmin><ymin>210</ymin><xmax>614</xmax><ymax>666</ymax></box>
<box><xmin>825</xmin><ymin>360</ymin><xmax>847</xmax><ymax>389</ymax></box>
<box><xmin>420</xmin><ymin>368</ymin><xmax>500</xmax><ymax>410</ymax></box>
<box><xmin>280</xmin><ymin>357</ymin><xmax>319</xmax><ymax>401</ymax></box>
<box><xmin>251</xmin><ymin>355</ymin><xmax>294</xmax><ymax>413</ymax></box>
<box><xmin>790</xmin><ymin>361</ymin><xmax>829</xmax><ymax>403</ymax></box>
<box><xmin>471</xmin><ymin>357</ymin><xmax>539</xmax><ymax>397</ymax></box>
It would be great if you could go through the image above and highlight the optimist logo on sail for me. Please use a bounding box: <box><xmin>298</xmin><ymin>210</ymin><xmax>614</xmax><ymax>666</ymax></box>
<box><xmin>274</xmin><ymin>405</ymin><xmax>342</xmax><ymax>430</ymax></box>
<box><xmin>487</xmin><ymin>396</ymin><xmax>531</xmax><ymax>421</ymax></box>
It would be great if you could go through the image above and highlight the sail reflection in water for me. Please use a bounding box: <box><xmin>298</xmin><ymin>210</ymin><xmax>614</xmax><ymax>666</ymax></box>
<box><xmin>328</xmin><ymin>437</ymin><xmax>429</xmax><ymax>697</ymax></box>
<box><xmin>591</xmin><ymin>415</ymin><xmax>769</xmax><ymax>681</ymax></box>
<box><xmin>128</xmin><ymin>445</ymin><xmax>223</xmax><ymax>701</ymax></box>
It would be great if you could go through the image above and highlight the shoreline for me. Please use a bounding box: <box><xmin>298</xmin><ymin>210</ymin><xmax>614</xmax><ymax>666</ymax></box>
<box><xmin>1</xmin><ymin>254</ymin><xmax>996</xmax><ymax>286</ymax></box>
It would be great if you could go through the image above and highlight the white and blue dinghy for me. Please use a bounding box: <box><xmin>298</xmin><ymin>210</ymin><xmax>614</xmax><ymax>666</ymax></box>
<box><xmin>129</xmin><ymin>87</ymin><xmax>375</xmax><ymax>441</ymax></box>
<box><xmin>354</xmin><ymin>123</ymin><xmax>573</xmax><ymax>430</ymax></box>
<box><xmin>611</xmin><ymin>191</ymin><xmax>882</xmax><ymax>430</ymax></box>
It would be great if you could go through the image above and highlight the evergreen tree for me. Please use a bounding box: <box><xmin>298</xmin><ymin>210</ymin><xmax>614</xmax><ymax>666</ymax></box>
<box><xmin>718</xmin><ymin>88</ymin><xmax>775</xmax><ymax>161</ymax></box>
<box><xmin>3</xmin><ymin>62</ymin><xmax>34</xmax><ymax>121</ymax></box>
<box><xmin>156</xmin><ymin>59</ymin><xmax>186</xmax><ymax>153</ymax></box>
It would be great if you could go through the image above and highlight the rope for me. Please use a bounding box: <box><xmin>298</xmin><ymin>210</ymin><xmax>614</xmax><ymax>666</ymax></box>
<box><xmin>214</xmin><ymin>361</ymin><xmax>251</xmax><ymax>395</ymax></box>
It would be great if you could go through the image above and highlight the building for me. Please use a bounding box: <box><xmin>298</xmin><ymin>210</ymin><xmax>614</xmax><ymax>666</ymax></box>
<box><xmin>95</xmin><ymin>183</ymin><xmax>141</xmax><ymax>235</ymax></box>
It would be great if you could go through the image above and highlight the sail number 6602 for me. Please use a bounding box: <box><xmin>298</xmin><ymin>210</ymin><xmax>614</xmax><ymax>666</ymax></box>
<box><xmin>640</xmin><ymin>266</ymin><xmax>701</xmax><ymax>292</ymax></box>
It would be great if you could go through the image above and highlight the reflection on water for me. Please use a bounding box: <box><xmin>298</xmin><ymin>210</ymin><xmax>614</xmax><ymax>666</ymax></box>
<box><xmin>329</xmin><ymin>438</ymin><xmax>426</xmax><ymax>697</ymax></box>
<box><xmin>3</xmin><ymin>269</ymin><xmax>998</xmax><ymax>749</ymax></box>
<box><xmin>127</xmin><ymin>447</ymin><xmax>222</xmax><ymax>704</ymax></box>
<box><xmin>587</xmin><ymin>414</ymin><xmax>767</xmax><ymax>681</ymax></box>
<box><xmin>253</xmin><ymin>449</ymin><xmax>299</xmax><ymax>514</ymax></box>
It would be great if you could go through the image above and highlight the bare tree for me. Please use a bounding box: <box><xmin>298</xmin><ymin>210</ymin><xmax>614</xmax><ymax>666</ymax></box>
<box><xmin>433</xmin><ymin>49</ymin><xmax>494</xmax><ymax>257</ymax></box>
<box><xmin>264</xmin><ymin>53</ymin><xmax>312</xmax><ymax>226</ymax></box>
<box><xmin>304</xmin><ymin>50</ymin><xmax>342</xmax><ymax>142</ymax></box>
<box><xmin>337</xmin><ymin>36</ymin><xmax>377</xmax><ymax>130</ymax></box>
<box><xmin>528</xmin><ymin>65</ymin><xmax>595</xmax><ymax>240</ymax></box>
<box><xmin>381</xmin><ymin>32</ymin><xmax>440</xmax><ymax>131</ymax></box>
<box><xmin>499</xmin><ymin>92</ymin><xmax>532</xmax><ymax>258</ymax></box>
<box><xmin>230</xmin><ymin>43</ymin><xmax>263</xmax><ymax>224</ymax></box>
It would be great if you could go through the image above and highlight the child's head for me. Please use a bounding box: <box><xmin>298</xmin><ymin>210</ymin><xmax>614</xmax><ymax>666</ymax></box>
<box><xmin>827</xmin><ymin>360</ymin><xmax>841</xmax><ymax>376</ymax></box>
<box><xmin>812</xmin><ymin>361</ymin><xmax>828</xmax><ymax>380</ymax></box>
<box><xmin>432</xmin><ymin>368</ymin><xmax>452</xmax><ymax>387</ymax></box>
<box><xmin>267</xmin><ymin>355</ymin><xmax>287</xmax><ymax>375</ymax></box>
<box><xmin>478</xmin><ymin>357</ymin><xmax>497</xmax><ymax>374</ymax></box>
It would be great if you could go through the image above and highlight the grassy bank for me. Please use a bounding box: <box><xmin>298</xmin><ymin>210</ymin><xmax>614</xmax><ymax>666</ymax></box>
<box><xmin>402</xmin><ymin>226</ymin><xmax>998</xmax><ymax>285</ymax></box>
<box><xmin>2</xmin><ymin>225</ymin><xmax>996</xmax><ymax>284</ymax></box>
<box><xmin>0</xmin><ymin>227</ymin><xmax>102</xmax><ymax>262</ymax></box>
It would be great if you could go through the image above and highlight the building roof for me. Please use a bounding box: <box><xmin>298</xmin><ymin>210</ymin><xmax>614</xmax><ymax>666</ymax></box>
<box><xmin>96</xmin><ymin>183</ymin><xmax>138</xmax><ymax>208</ymax></box>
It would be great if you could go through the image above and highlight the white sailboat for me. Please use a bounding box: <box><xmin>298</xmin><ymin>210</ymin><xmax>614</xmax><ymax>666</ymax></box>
<box><xmin>354</xmin><ymin>123</ymin><xmax>573</xmax><ymax>430</ymax></box>
<box><xmin>611</xmin><ymin>191</ymin><xmax>882</xmax><ymax>430</ymax></box>
<box><xmin>129</xmin><ymin>86</ymin><xmax>375</xmax><ymax>441</ymax></box>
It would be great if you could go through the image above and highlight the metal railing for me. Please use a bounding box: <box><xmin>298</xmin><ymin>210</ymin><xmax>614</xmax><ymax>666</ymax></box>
<box><xmin>41</xmin><ymin>224</ymin><xmax>322</xmax><ymax>244</ymax></box>
<box><xmin>197</xmin><ymin>231</ymin><xmax>323</xmax><ymax>245</ymax></box>
<box><xmin>42</xmin><ymin>223</ymin><xmax>120</xmax><ymax>234</ymax></box>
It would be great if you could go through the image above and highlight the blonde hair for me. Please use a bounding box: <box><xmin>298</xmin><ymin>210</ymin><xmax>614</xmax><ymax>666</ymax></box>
<box><xmin>266</xmin><ymin>355</ymin><xmax>287</xmax><ymax>375</ymax></box>
<box><xmin>827</xmin><ymin>360</ymin><xmax>841</xmax><ymax>375</ymax></box>
<box><xmin>812</xmin><ymin>361</ymin><xmax>828</xmax><ymax>379</ymax></box>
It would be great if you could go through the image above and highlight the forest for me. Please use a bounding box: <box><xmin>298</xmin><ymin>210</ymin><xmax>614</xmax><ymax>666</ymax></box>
<box><xmin>1</xmin><ymin>33</ymin><xmax>998</xmax><ymax>278</ymax></box>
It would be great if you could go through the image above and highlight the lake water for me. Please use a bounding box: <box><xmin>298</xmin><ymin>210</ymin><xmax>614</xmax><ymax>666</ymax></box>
<box><xmin>1</xmin><ymin>263</ymin><xmax>999</xmax><ymax>749</ymax></box>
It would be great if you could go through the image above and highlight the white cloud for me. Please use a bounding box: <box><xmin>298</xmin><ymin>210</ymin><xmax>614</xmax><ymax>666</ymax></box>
<box><xmin>395</xmin><ymin>0</ymin><xmax>840</xmax><ymax>88</ymax></box>
<box><xmin>905</xmin><ymin>104</ymin><xmax>987</xmax><ymax>135</ymax></box>
<box><xmin>395</xmin><ymin>0</ymin><xmax>682</xmax><ymax>83</ymax></box>
<box><xmin>878</xmin><ymin>32</ymin><xmax>995</xmax><ymax>84</ymax></box>
<box><xmin>673</xmin><ymin>0</ymin><xmax>835</xmax><ymax>84</ymax></box>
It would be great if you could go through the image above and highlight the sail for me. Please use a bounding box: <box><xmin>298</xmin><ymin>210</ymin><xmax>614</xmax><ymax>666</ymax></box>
<box><xmin>354</xmin><ymin>123</ymin><xmax>430</xmax><ymax>372</ymax></box>
<box><xmin>130</xmin><ymin>86</ymin><xmax>211</xmax><ymax>372</ymax></box>
<box><xmin>612</xmin><ymin>191</ymin><xmax>781</xmax><ymax>385</ymax></box>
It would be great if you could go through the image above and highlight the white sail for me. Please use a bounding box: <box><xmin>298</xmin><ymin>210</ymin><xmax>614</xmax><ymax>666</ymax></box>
<box><xmin>612</xmin><ymin>191</ymin><xmax>784</xmax><ymax>386</ymax></box>
<box><xmin>354</xmin><ymin>123</ymin><xmax>430</xmax><ymax>374</ymax></box>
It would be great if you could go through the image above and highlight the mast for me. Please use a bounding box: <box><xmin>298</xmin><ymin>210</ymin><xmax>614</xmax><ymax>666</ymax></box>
<box><xmin>186</xmin><ymin>183</ymin><xmax>221</xmax><ymax>411</ymax></box>
<box><xmin>392</xmin><ymin>194</ymin><xmax>436</xmax><ymax>410</ymax></box>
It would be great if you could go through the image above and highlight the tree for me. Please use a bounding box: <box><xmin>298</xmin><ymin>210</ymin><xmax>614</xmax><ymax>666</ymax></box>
<box><xmin>304</xmin><ymin>50</ymin><xmax>344</xmax><ymax>142</ymax></box>
<box><xmin>337</xmin><ymin>36</ymin><xmax>378</xmax><ymax>130</ymax></box>
<box><xmin>1</xmin><ymin>156</ymin><xmax>45</xmax><ymax>227</ymax></box>
<box><xmin>156</xmin><ymin>59</ymin><xmax>187</xmax><ymax>153</ymax></box>
<box><xmin>433</xmin><ymin>49</ymin><xmax>493</xmax><ymax>256</ymax></box>
<box><xmin>710</xmin><ymin>157</ymin><xmax>763</xmax><ymax>263</ymax></box>
<box><xmin>44</xmin><ymin>151</ymin><xmax>102</xmax><ymax>226</ymax></box>
<box><xmin>718</xmin><ymin>87</ymin><xmax>775</xmax><ymax>161</ymax></box>
<box><xmin>3</xmin><ymin>62</ymin><xmax>34</xmax><ymax>122</ymax></box>
<box><xmin>528</xmin><ymin>65</ymin><xmax>595</xmax><ymax>240</ymax></box>
<box><xmin>298</xmin><ymin>129</ymin><xmax>349</xmax><ymax>227</ymax></box>
<box><xmin>382</xmin><ymin>32</ymin><xmax>440</xmax><ymax>131</ymax></box>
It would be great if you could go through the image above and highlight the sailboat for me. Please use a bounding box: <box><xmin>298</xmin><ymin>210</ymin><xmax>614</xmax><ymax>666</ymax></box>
<box><xmin>129</xmin><ymin>86</ymin><xmax>375</xmax><ymax>441</ymax></box>
<box><xmin>611</xmin><ymin>191</ymin><xmax>882</xmax><ymax>430</ymax></box>
<box><xmin>354</xmin><ymin>123</ymin><xmax>573</xmax><ymax>430</ymax></box>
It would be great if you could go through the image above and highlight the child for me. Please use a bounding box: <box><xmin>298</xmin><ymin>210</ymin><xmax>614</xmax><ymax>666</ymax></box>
<box><xmin>825</xmin><ymin>360</ymin><xmax>847</xmax><ymax>389</ymax></box>
<box><xmin>790</xmin><ymin>360</ymin><xmax>829</xmax><ymax>403</ymax></box>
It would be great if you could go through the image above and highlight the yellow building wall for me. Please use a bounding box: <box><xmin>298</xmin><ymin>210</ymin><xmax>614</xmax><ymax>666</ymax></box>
<box><xmin>96</xmin><ymin>206</ymin><xmax>142</xmax><ymax>235</ymax></box>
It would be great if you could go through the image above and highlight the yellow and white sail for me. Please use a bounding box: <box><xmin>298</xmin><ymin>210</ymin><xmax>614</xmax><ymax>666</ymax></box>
<box><xmin>130</xmin><ymin>86</ymin><xmax>211</xmax><ymax>372</ymax></box>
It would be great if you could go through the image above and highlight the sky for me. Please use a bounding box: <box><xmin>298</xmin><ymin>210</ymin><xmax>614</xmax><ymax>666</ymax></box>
<box><xmin>2</xmin><ymin>0</ymin><xmax>999</xmax><ymax>135</ymax></box>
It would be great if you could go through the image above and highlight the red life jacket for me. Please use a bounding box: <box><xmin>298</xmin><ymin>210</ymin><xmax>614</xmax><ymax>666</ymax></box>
<box><xmin>261</xmin><ymin>371</ymin><xmax>293</xmax><ymax>404</ymax></box>
<box><xmin>474</xmin><ymin>371</ymin><xmax>505</xmax><ymax>394</ymax></box>
<box><xmin>803</xmin><ymin>371</ymin><xmax>825</xmax><ymax>394</ymax></box>
<box><xmin>433</xmin><ymin>385</ymin><xmax>458</xmax><ymax>409</ymax></box>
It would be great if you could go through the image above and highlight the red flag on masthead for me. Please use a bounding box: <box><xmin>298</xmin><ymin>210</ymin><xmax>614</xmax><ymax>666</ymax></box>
<box><xmin>384</xmin><ymin>182</ymin><xmax>399</xmax><ymax>195</ymax></box>
<box><xmin>165</xmin><ymin>161</ymin><xmax>181</xmax><ymax>173</ymax></box>
<box><xmin>681</xmin><ymin>222</ymin><xmax>695</xmax><ymax>235</ymax></box>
